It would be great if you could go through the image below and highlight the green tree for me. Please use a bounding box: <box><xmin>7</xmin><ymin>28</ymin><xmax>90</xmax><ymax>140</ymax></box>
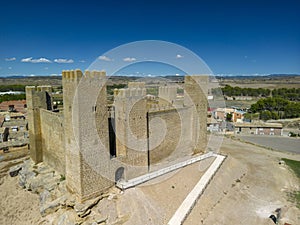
<box><xmin>0</xmin><ymin>94</ymin><xmax>26</xmax><ymax>103</ymax></box>
<box><xmin>226</xmin><ymin>113</ymin><xmax>233</xmax><ymax>122</ymax></box>
<box><xmin>260</xmin><ymin>110</ymin><xmax>272</xmax><ymax>121</ymax></box>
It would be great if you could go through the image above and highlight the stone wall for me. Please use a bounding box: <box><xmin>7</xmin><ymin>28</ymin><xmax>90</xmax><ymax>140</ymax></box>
<box><xmin>158</xmin><ymin>86</ymin><xmax>177</xmax><ymax>103</ymax></box>
<box><xmin>148</xmin><ymin>109</ymin><xmax>180</xmax><ymax>163</ymax></box>
<box><xmin>26</xmin><ymin>71</ymin><xmax>209</xmax><ymax>202</ymax></box>
<box><xmin>114</xmin><ymin>87</ymin><xmax>148</xmax><ymax>167</ymax></box>
<box><xmin>63</xmin><ymin>70</ymin><xmax>114</xmax><ymax>202</ymax></box>
<box><xmin>62</xmin><ymin>70</ymin><xmax>83</xmax><ymax>198</ymax></box>
<box><xmin>113</xmin><ymin>86</ymin><xmax>149</xmax><ymax>180</ymax></box>
<box><xmin>184</xmin><ymin>75</ymin><xmax>208</xmax><ymax>153</ymax></box>
<box><xmin>40</xmin><ymin>109</ymin><xmax>65</xmax><ymax>175</ymax></box>
<box><xmin>148</xmin><ymin>106</ymin><xmax>194</xmax><ymax>164</ymax></box>
<box><xmin>26</xmin><ymin>85</ymin><xmax>52</xmax><ymax>163</ymax></box>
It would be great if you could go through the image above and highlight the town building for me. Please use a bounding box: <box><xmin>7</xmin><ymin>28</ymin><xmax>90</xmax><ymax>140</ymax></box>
<box><xmin>234</xmin><ymin>122</ymin><xmax>283</xmax><ymax>135</ymax></box>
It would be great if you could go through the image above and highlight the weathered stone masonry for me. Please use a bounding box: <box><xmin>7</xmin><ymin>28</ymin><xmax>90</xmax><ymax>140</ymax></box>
<box><xmin>26</xmin><ymin>70</ymin><xmax>208</xmax><ymax>201</ymax></box>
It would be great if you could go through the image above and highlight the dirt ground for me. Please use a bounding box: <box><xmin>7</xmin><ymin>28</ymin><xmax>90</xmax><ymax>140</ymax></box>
<box><xmin>0</xmin><ymin>136</ymin><xmax>299</xmax><ymax>225</ymax></box>
<box><xmin>185</xmin><ymin>137</ymin><xmax>300</xmax><ymax>225</ymax></box>
<box><xmin>0</xmin><ymin>172</ymin><xmax>42</xmax><ymax>225</ymax></box>
<box><xmin>219</xmin><ymin>76</ymin><xmax>300</xmax><ymax>89</ymax></box>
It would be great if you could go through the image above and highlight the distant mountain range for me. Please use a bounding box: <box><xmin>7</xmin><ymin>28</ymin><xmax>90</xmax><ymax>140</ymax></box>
<box><xmin>0</xmin><ymin>73</ymin><xmax>299</xmax><ymax>79</ymax></box>
<box><xmin>0</xmin><ymin>75</ymin><xmax>62</xmax><ymax>79</ymax></box>
<box><xmin>215</xmin><ymin>74</ymin><xmax>300</xmax><ymax>79</ymax></box>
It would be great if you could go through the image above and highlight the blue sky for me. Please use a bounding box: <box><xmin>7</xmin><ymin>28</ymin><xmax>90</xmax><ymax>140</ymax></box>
<box><xmin>0</xmin><ymin>0</ymin><xmax>299</xmax><ymax>77</ymax></box>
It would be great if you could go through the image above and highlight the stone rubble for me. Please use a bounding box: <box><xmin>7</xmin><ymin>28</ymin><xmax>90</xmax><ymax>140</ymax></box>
<box><xmin>9</xmin><ymin>159</ymin><xmax>118</xmax><ymax>225</ymax></box>
<box><xmin>8</xmin><ymin>164</ymin><xmax>22</xmax><ymax>177</ymax></box>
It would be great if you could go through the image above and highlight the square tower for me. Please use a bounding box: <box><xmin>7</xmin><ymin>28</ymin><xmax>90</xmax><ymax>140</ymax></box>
<box><xmin>184</xmin><ymin>75</ymin><xmax>208</xmax><ymax>153</ymax></box>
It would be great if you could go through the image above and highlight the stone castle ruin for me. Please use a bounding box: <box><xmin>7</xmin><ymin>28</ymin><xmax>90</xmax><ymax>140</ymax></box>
<box><xmin>26</xmin><ymin>69</ymin><xmax>208</xmax><ymax>201</ymax></box>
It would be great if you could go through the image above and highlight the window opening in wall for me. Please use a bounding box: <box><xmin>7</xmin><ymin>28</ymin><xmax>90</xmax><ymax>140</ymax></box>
<box><xmin>108</xmin><ymin>117</ymin><xmax>116</xmax><ymax>158</ymax></box>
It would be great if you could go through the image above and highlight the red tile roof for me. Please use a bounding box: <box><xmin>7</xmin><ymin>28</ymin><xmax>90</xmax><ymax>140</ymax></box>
<box><xmin>0</xmin><ymin>100</ymin><xmax>27</xmax><ymax>113</ymax></box>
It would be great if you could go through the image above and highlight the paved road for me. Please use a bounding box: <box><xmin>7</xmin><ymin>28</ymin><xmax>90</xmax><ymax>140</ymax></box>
<box><xmin>238</xmin><ymin>135</ymin><xmax>300</xmax><ymax>154</ymax></box>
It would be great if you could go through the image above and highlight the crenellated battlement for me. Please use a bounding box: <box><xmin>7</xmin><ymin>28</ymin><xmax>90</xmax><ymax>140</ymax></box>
<box><xmin>115</xmin><ymin>87</ymin><xmax>146</xmax><ymax>99</ymax></box>
<box><xmin>62</xmin><ymin>69</ymin><xmax>106</xmax><ymax>81</ymax></box>
<box><xmin>84</xmin><ymin>70</ymin><xmax>106</xmax><ymax>80</ymax></box>
<box><xmin>159</xmin><ymin>86</ymin><xmax>177</xmax><ymax>95</ymax></box>
<box><xmin>37</xmin><ymin>85</ymin><xmax>52</xmax><ymax>92</ymax></box>
<box><xmin>158</xmin><ymin>86</ymin><xmax>177</xmax><ymax>94</ymax></box>
<box><xmin>26</xmin><ymin>85</ymin><xmax>52</xmax><ymax>94</ymax></box>
<box><xmin>25</xmin><ymin>86</ymin><xmax>36</xmax><ymax>91</ymax></box>
<box><xmin>62</xmin><ymin>69</ymin><xmax>83</xmax><ymax>81</ymax></box>
<box><xmin>158</xmin><ymin>85</ymin><xmax>177</xmax><ymax>103</ymax></box>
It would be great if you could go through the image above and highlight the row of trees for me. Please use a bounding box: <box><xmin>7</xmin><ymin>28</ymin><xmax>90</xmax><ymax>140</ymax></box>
<box><xmin>214</xmin><ymin>85</ymin><xmax>300</xmax><ymax>100</ymax></box>
<box><xmin>272</xmin><ymin>88</ymin><xmax>300</xmax><ymax>101</ymax></box>
<box><xmin>0</xmin><ymin>94</ymin><xmax>26</xmax><ymax>103</ymax></box>
<box><xmin>219</xmin><ymin>85</ymin><xmax>271</xmax><ymax>97</ymax></box>
<box><xmin>0</xmin><ymin>85</ymin><xmax>26</xmax><ymax>92</ymax></box>
<box><xmin>249</xmin><ymin>97</ymin><xmax>300</xmax><ymax>120</ymax></box>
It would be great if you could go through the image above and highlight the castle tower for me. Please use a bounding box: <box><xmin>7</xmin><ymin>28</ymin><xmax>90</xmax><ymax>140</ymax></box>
<box><xmin>62</xmin><ymin>70</ymin><xmax>82</xmax><ymax>198</ymax></box>
<box><xmin>63</xmin><ymin>70</ymin><xmax>113</xmax><ymax>201</ymax></box>
<box><xmin>184</xmin><ymin>75</ymin><xmax>208</xmax><ymax>154</ymax></box>
<box><xmin>26</xmin><ymin>85</ymin><xmax>52</xmax><ymax>163</ymax></box>
<box><xmin>158</xmin><ymin>85</ymin><xmax>177</xmax><ymax>104</ymax></box>
<box><xmin>114</xmin><ymin>85</ymin><xmax>148</xmax><ymax>168</ymax></box>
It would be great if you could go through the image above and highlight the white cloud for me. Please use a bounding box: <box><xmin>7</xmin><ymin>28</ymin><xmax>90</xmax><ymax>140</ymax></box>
<box><xmin>54</xmin><ymin>58</ymin><xmax>74</xmax><ymax>63</ymax></box>
<box><xmin>21</xmin><ymin>57</ymin><xmax>52</xmax><ymax>63</ymax></box>
<box><xmin>79</xmin><ymin>60</ymin><xmax>86</xmax><ymax>63</ymax></box>
<box><xmin>99</xmin><ymin>55</ymin><xmax>112</xmax><ymax>61</ymax></box>
<box><xmin>176</xmin><ymin>54</ymin><xmax>183</xmax><ymax>59</ymax></box>
<box><xmin>36</xmin><ymin>58</ymin><xmax>51</xmax><ymax>63</ymax></box>
<box><xmin>123</xmin><ymin>57</ymin><xmax>136</xmax><ymax>62</ymax></box>
<box><xmin>21</xmin><ymin>57</ymin><xmax>32</xmax><ymax>62</ymax></box>
<box><xmin>5</xmin><ymin>57</ymin><xmax>16</xmax><ymax>61</ymax></box>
